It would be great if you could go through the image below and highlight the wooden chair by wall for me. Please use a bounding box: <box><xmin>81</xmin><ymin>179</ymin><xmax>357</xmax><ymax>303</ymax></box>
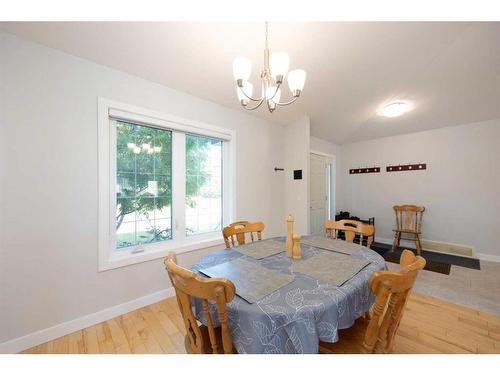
<box><xmin>392</xmin><ymin>205</ymin><xmax>425</xmax><ymax>255</ymax></box>
<box><xmin>222</xmin><ymin>221</ymin><xmax>265</xmax><ymax>248</ymax></box>
<box><xmin>324</xmin><ymin>219</ymin><xmax>375</xmax><ymax>248</ymax></box>
<box><xmin>319</xmin><ymin>249</ymin><xmax>426</xmax><ymax>354</ymax></box>
<box><xmin>164</xmin><ymin>252</ymin><xmax>236</xmax><ymax>354</ymax></box>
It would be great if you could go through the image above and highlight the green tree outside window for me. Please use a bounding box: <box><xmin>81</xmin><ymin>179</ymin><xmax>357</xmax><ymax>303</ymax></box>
<box><xmin>115</xmin><ymin>121</ymin><xmax>212</xmax><ymax>248</ymax></box>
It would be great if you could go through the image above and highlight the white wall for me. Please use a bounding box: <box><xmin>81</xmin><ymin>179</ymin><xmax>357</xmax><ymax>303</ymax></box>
<box><xmin>310</xmin><ymin>136</ymin><xmax>341</xmax><ymax>157</ymax></box>
<box><xmin>0</xmin><ymin>32</ymin><xmax>286</xmax><ymax>345</ymax></box>
<box><xmin>338</xmin><ymin>119</ymin><xmax>500</xmax><ymax>259</ymax></box>
<box><xmin>284</xmin><ymin>116</ymin><xmax>310</xmax><ymax>234</ymax></box>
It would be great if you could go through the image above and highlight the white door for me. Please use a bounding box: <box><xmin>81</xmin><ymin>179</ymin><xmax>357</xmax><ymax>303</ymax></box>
<box><xmin>310</xmin><ymin>153</ymin><xmax>328</xmax><ymax>235</ymax></box>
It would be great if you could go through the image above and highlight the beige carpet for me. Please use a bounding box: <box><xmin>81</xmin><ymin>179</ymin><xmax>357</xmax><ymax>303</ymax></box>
<box><xmin>387</xmin><ymin>259</ymin><xmax>500</xmax><ymax>315</ymax></box>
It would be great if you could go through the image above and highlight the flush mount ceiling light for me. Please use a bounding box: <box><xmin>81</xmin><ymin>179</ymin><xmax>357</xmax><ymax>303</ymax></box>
<box><xmin>378</xmin><ymin>101</ymin><xmax>411</xmax><ymax>118</ymax></box>
<box><xmin>233</xmin><ymin>22</ymin><xmax>306</xmax><ymax>113</ymax></box>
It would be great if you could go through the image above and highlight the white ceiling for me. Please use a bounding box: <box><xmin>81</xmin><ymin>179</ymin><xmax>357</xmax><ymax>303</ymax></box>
<box><xmin>1</xmin><ymin>22</ymin><xmax>500</xmax><ymax>144</ymax></box>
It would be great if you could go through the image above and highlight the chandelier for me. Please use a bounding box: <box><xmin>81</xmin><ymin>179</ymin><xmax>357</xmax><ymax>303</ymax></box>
<box><xmin>232</xmin><ymin>22</ymin><xmax>306</xmax><ymax>113</ymax></box>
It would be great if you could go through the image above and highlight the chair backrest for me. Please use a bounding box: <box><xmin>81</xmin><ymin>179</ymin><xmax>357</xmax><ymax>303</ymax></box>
<box><xmin>324</xmin><ymin>219</ymin><xmax>375</xmax><ymax>247</ymax></box>
<box><xmin>359</xmin><ymin>223</ymin><xmax>375</xmax><ymax>248</ymax></box>
<box><xmin>362</xmin><ymin>249</ymin><xmax>426</xmax><ymax>353</ymax></box>
<box><xmin>164</xmin><ymin>252</ymin><xmax>236</xmax><ymax>354</ymax></box>
<box><xmin>222</xmin><ymin>221</ymin><xmax>265</xmax><ymax>248</ymax></box>
<box><xmin>393</xmin><ymin>205</ymin><xmax>425</xmax><ymax>232</ymax></box>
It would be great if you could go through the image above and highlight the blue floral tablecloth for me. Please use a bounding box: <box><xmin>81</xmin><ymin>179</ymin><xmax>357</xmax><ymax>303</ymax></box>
<box><xmin>191</xmin><ymin>236</ymin><xmax>386</xmax><ymax>354</ymax></box>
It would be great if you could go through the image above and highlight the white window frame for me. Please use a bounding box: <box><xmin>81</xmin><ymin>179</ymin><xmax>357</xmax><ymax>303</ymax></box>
<box><xmin>98</xmin><ymin>98</ymin><xmax>236</xmax><ymax>271</ymax></box>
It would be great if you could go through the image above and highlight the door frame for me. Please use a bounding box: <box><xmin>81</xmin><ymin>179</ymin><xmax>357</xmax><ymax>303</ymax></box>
<box><xmin>309</xmin><ymin>150</ymin><xmax>337</xmax><ymax>234</ymax></box>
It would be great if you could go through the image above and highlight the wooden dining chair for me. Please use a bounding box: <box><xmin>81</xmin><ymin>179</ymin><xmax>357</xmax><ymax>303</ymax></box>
<box><xmin>392</xmin><ymin>205</ymin><xmax>425</xmax><ymax>255</ymax></box>
<box><xmin>359</xmin><ymin>223</ymin><xmax>375</xmax><ymax>248</ymax></box>
<box><xmin>222</xmin><ymin>221</ymin><xmax>265</xmax><ymax>248</ymax></box>
<box><xmin>164</xmin><ymin>252</ymin><xmax>237</xmax><ymax>354</ymax></box>
<box><xmin>318</xmin><ymin>249</ymin><xmax>426</xmax><ymax>354</ymax></box>
<box><xmin>324</xmin><ymin>219</ymin><xmax>375</xmax><ymax>248</ymax></box>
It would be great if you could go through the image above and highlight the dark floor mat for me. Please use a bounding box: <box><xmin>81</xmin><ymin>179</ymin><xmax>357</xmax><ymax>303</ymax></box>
<box><xmin>382</xmin><ymin>249</ymin><xmax>451</xmax><ymax>275</ymax></box>
<box><xmin>372</xmin><ymin>242</ymin><xmax>481</xmax><ymax>270</ymax></box>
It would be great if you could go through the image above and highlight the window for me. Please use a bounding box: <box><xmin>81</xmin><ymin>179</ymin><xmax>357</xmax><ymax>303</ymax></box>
<box><xmin>185</xmin><ymin>135</ymin><xmax>223</xmax><ymax>236</ymax></box>
<box><xmin>98</xmin><ymin>98</ymin><xmax>235</xmax><ymax>271</ymax></box>
<box><xmin>116</xmin><ymin>121</ymin><xmax>172</xmax><ymax>248</ymax></box>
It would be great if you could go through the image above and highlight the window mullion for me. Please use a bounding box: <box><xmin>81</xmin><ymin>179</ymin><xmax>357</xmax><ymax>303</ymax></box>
<box><xmin>172</xmin><ymin>131</ymin><xmax>186</xmax><ymax>242</ymax></box>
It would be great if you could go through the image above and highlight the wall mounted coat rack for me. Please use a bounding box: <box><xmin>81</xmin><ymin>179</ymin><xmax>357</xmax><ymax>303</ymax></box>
<box><xmin>386</xmin><ymin>163</ymin><xmax>426</xmax><ymax>172</ymax></box>
<box><xmin>349</xmin><ymin>167</ymin><xmax>381</xmax><ymax>174</ymax></box>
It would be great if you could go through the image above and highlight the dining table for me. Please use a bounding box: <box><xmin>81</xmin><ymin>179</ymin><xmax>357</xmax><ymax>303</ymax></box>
<box><xmin>190</xmin><ymin>235</ymin><xmax>387</xmax><ymax>354</ymax></box>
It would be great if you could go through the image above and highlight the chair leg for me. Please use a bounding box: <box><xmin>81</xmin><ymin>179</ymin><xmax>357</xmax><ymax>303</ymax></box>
<box><xmin>415</xmin><ymin>234</ymin><xmax>422</xmax><ymax>256</ymax></box>
<box><xmin>363</xmin><ymin>309</ymin><xmax>372</xmax><ymax>321</ymax></box>
<box><xmin>391</xmin><ymin>233</ymin><xmax>397</xmax><ymax>251</ymax></box>
<box><xmin>392</xmin><ymin>232</ymin><xmax>400</xmax><ymax>251</ymax></box>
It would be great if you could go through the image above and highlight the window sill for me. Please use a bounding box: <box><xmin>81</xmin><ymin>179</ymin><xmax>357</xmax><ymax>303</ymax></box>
<box><xmin>98</xmin><ymin>236</ymin><xmax>225</xmax><ymax>272</ymax></box>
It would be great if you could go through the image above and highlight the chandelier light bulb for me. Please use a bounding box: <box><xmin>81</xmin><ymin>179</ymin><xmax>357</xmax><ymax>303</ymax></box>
<box><xmin>287</xmin><ymin>69</ymin><xmax>306</xmax><ymax>94</ymax></box>
<box><xmin>232</xmin><ymin>57</ymin><xmax>252</xmax><ymax>81</ymax></box>
<box><xmin>270</xmin><ymin>52</ymin><xmax>290</xmax><ymax>81</ymax></box>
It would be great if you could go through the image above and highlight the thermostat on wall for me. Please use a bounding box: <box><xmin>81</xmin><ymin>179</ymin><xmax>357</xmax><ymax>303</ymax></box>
<box><xmin>293</xmin><ymin>170</ymin><xmax>302</xmax><ymax>180</ymax></box>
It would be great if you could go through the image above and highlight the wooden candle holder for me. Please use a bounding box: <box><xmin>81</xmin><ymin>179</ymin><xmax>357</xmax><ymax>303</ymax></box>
<box><xmin>286</xmin><ymin>214</ymin><xmax>294</xmax><ymax>258</ymax></box>
<box><xmin>292</xmin><ymin>234</ymin><xmax>302</xmax><ymax>259</ymax></box>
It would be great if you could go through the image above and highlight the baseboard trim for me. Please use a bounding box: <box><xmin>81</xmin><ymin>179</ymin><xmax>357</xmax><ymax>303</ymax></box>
<box><xmin>476</xmin><ymin>252</ymin><xmax>500</xmax><ymax>263</ymax></box>
<box><xmin>376</xmin><ymin>237</ymin><xmax>415</xmax><ymax>249</ymax></box>
<box><xmin>0</xmin><ymin>287</ymin><xmax>175</xmax><ymax>354</ymax></box>
<box><xmin>377</xmin><ymin>236</ymin><xmax>465</xmax><ymax>256</ymax></box>
<box><xmin>376</xmin><ymin>237</ymin><xmax>499</xmax><ymax>263</ymax></box>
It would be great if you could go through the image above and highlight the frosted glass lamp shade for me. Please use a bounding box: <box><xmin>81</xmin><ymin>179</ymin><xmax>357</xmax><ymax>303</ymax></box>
<box><xmin>273</xmin><ymin>87</ymin><xmax>281</xmax><ymax>103</ymax></box>
<box><xmin>266</xmin><ymin>86</ymin><xmax>281</xmax><ymax>103</ymax></box>
<box><xmin>236</xmin><ymin>81</ymin><xmax>253</xmax><ymax>103</ymax></box>
<box><xmin>270</xmin><ymin>52</ymin><xmax>290</xmax><ymax>79</ymax></box>
<box><xmin>233</xmin><ymin>57</ymin><xmax>252</xmax><ymax>81</ymax></box>
<box><xmin>287</xmin><ymin>69</ymin><xmax>306</xmax><ymax>93</ymax></box>
<box><xmin>265</xmin><ymin>86</ymin><xmax>273</xmax><ymax>100</ymax></box>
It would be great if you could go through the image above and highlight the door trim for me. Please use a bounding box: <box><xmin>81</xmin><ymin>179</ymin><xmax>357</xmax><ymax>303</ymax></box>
<box><xmin>309</xmin><ymin>150</ymin><xmax>337</xmax><ymax>234</ymax></box>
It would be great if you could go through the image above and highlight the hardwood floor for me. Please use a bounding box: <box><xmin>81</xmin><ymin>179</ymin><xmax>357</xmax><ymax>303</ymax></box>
<box><xmin>21</xmin><ymin>293</ymin><xmax>500</xmax><ymax>354</ymax></box>
<box><xmin>394</xmin><ymin>293</ymin><xmax>500</xmax><ymax>353</ymax></box>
